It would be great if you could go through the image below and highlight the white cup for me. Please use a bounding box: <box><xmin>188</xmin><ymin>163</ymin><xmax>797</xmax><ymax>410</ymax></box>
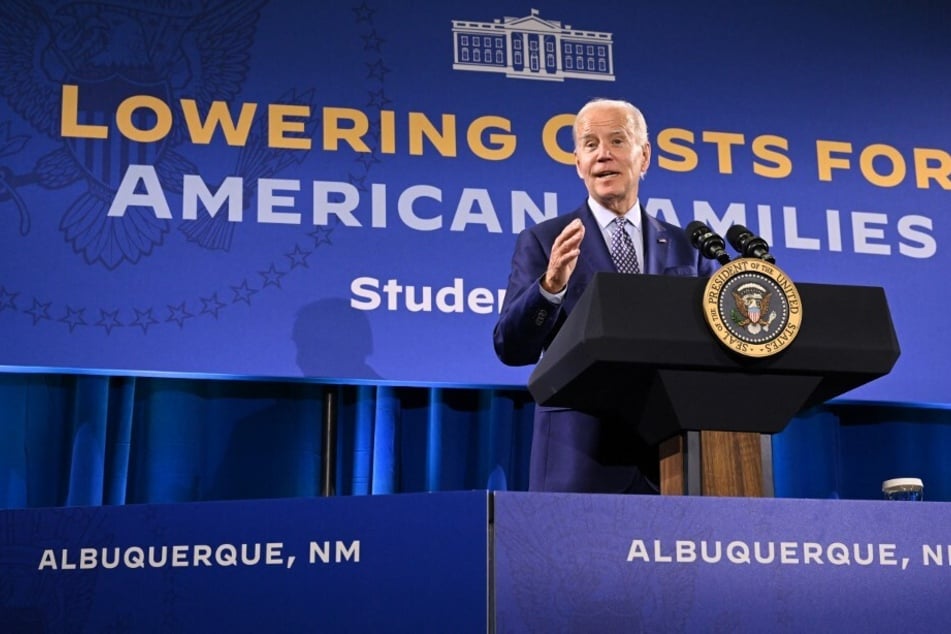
<box><xmin>882</xmin><ymin>477</ymin><xmax>923</xmax><ymax>501</ymax></box>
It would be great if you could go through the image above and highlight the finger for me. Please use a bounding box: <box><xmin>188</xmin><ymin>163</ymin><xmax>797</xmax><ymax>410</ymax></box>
<box><xmin>550</xmin><ymin>246</ymin><xmax>581</xmax><ymax>273</ymax></box>
<box><xmin>554</xmin><ymin>218</ymin><xmax>583</xmax><ymax>240</ymax></box>
<box><xmin>553</xmin><ymin>221</ymin><xmax>584</xmax><ymax>251</ymax></box>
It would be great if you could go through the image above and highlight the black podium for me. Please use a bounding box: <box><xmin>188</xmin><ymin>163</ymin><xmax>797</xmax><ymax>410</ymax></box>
<box><xmin>528</xmin><ymin>273</ymin><xmax>900</xmax><ymax>496</ymax></box>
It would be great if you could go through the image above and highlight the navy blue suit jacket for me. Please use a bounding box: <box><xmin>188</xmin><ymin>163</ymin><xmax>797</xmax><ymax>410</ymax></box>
<box><xmin>493</xmin><ymin>201</ymin><xmax>718</xmax><ymax>493</ymax></box>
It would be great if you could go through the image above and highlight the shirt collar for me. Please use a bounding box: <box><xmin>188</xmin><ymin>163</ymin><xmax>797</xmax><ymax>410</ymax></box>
<box><xmin>588</xmin><ymin>196</ymin><xmax>641</xmax><ymax>231</ymax></box>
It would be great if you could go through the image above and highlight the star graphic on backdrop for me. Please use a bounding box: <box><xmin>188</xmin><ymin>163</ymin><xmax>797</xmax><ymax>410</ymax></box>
<box><xmin>366</xmin><ymin>88</ymin><xmax>391</xmax><ymax>109</ymax></box>
<box><xmin>96</xmin><ymin>309</ymin><xmax>122</xmax><ymax>334</ymax></box>
<box><xmin>200</xmin><ymin>293</ymin><xmax>226</xmax><ymax>319</ymax></box>
<box><xmin>285</xmin><ymin>245</ymin><xmax>311</xmax><ymax>269</ymax></box>
<box><xmin>352</xmin><ymin>2</ymin><xmax>375</xmax><ymax>23</ymax></box>
<box><xmin>258</xmin><ymin>263</ymin><xmax>285</xmax><ymax>288</ymax></box>
<box><xmin>166</xmin><ymin>302</ymin><xmax>193</xmax><ymax>328</ymax></box>
<box><xmin>0</xmin><ymin>286</ymin><xmax>18</xmax><ymax>311</ymax></box>
<box><xmin>356</xmin><ymin>153</ymin><xmax>381</xmax><ymax>170</ymax></box>
<box><xmin>59</xmin><ymin>306</ymin><xmax>86</xmax><ymax>332</ymax></box>
<box><xmin>348</xmin><ymin>172</ymin><xmax>368</xmax><ymax>193</ymax></box>
<box><xmin>366</xmin><ymin>59</ymin><xmax>390</xmax><ymax>81</ymax></box>
<box><xmin>362</xmin><ymin>30</ymin><xmax>384</xmax><ymax>52</ymax></box>
<box><xmin>309</xmin><ymin>225</ymin><xmax>334</xmax><ymax>247</ymax></box>
<box><xmin>26</xmin><ymin>298</ymin><xmax>51</xmax><ymax>325</ymax></box>
<box><xmin>131</xmin><ymin>308</ymin><xmax>159</xmax><ymax>334</ymax></box>
<box><xmin>230</xmin><ymin>280</ymin><xmax>257</xmax><ymax>305</ymax></box>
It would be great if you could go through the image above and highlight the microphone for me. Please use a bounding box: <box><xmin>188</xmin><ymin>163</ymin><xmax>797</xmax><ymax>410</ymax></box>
<box><xmin>725</xmin><ymin>225</ymin><xmax>776</xmax><ymax>263</ymax></box>
<box><xmin>686</xmin><ymin>220</ymin><xmax>731</xmax><ymax>265</ymax></box>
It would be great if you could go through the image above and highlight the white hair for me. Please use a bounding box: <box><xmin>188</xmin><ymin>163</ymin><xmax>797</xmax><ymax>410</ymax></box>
<box><xmin>573</xmin><ymin>98</ymin><xmax>649</xmax><ymax>148</ymax></box>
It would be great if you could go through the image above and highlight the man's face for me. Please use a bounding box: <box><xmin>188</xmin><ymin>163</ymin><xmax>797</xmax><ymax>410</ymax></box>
<box><xmin>574</xmin><ymin>104</ymin><xmax>650</xmax><ymax>214</ymax></box>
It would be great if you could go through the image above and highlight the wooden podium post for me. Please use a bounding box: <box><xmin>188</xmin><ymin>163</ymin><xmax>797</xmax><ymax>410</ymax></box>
<box><xmin>659</xmin><ymin>431</ymin><xmax>772</xmax><ymax>496</ymax></box>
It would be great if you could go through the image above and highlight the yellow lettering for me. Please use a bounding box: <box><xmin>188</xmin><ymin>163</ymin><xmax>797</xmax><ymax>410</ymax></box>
<box><xmin>380</xmin><ymin>110</ymin><xmax>396</xmax><ymax>154</ymax></box>
<box><xmin>268</xmin><ymin>104</ymin><xmax>311</xmax><ymax>150</ymax></box>
<box><xmin>701</xmin><ymin>131</ymin><xmax>745</xmax><ymax>174</ymax></box>
<box><xmin>115</xmin><ymin>95</ymin><xmax>172</xmax><ymax>143</ymax></box>
<box><xmin>541</xmin><ymin>114</ymin><xmax>575</xmax><ymax>165</ymax></box>
<box><xmin>180</xmin><ymin>99</ymin><xmax>256</xmax><ymax>146</ymax></box>
<box><xmin>467</xmin><ymin>116</ymin><xmax>515</xmax><ymax>160</ymax></box>
<box><xmin>408</xmin><ymin>112</ymin><xmax>456</xmax><ymax>157</ymax></box>
<box><xmin>322</xmin><ymin>107</ymin><xmax>370</xmax><ymax>152</ymax></box>
<box><xmin>816</xmin><ymin>140</ymin><xmax>852</xmax><ymax>181</ymax></box>
<box><xmin>60</xmin><ymin>84</ymin><xmax>108</xmax><ymax>139</ymax></box>
<box><xmin>656</xmin><ymin>128</ymin><xmax>697</xmax><ymax>172</ymax></box>
<box><xmin>752</xmin><ymin>134</ymin><xmax>791</xmax><ymax>178</ymax></box>
<box><xmin>913</xmin><ymin>147</ymin><xmax>951</xmax><ymax>190</ymax></box>
<box><xmin>859</xmin><ymin>143</ymin><xmax>905</xmax><ymax>188</ymax></box>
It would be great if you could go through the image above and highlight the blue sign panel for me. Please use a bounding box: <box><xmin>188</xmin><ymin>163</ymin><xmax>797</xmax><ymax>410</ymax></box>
<box><xmin>494</xmin><ymin>492</ymin><xmax>951</xmax><ymax>632</ymax></box>
<box><xmin>0</xmin><ymin>493</ymin><xmax>489</xmax><ymax>633</ymax></box>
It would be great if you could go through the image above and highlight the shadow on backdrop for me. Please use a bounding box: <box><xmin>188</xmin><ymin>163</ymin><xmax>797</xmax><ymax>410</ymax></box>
<box><xmin>292</xmin><ymin>298</ymin><xmax>381</xmax><ymax>380</ymax></box>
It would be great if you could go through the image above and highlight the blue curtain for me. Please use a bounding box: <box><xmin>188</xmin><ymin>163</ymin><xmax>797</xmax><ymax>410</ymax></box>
<box><xmin>0</xmin><ymin>373</ymin><xmax>535</xmax><ymax>508</ymax></box>
<box><xmin>772</xmin><ymin>404</ymin><xmax>951</xmax><ymax>501</ymax></box>
<box><xmin>1</xmin><ymin>372</ymin><xmax>948</xmax><ymax>509</ymax></box>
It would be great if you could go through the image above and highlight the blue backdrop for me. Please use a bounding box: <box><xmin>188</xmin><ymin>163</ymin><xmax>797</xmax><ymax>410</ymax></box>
<box><xmin>1</xmin><ymin>0</ymin><xmax>950</xmax><ymax>508</ymax></box>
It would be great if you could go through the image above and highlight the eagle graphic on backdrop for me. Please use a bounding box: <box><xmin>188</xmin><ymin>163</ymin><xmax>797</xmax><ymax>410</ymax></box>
<box><xmin>731</xmin><ymin>283</ymin><xmax>777</xmax><ymax>335</ymax></box>
<box><xmin>0</xmin><ymin>0</ymin><xmax>278</xmax><ymax>269</ymax></box>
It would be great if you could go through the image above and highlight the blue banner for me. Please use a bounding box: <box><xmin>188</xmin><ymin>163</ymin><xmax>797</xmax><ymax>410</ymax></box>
<box><xmin>4</xmin><ymin>491</ymin><xmax>950</xmax><ymax>632</ymax></box>
<box><xmin>0</xmin><ymin>1</ymin><xmax>947</xmax><ymax>403</ymax></box>
<box><xmin>494</xmin><ymin>492</ymin><xmax>951</xmax><ymax>632</ymax></box>
<box><xmin>0</xmin><ymin>492</ymin><xmax>489</xmax><ymax>633</ymax></box>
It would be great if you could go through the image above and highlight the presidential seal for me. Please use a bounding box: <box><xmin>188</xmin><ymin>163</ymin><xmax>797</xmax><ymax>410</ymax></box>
<box><xmin>702</xmin><ymin>258</ymin><xmax>802</xmax><ymax>358</ymax></box>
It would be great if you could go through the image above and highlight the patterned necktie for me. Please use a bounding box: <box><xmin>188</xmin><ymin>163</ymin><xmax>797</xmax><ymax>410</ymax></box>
<box><xmin>610</xmin><ymin>216</ymin><xmax>640</xmax><ymax>274</ymax></box>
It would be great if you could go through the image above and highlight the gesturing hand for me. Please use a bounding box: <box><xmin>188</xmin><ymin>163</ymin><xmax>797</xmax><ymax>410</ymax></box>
<box><xmin>542</xmin><ymin>218</ymin><xmax>585</xmax><ymax>293</ymax></box>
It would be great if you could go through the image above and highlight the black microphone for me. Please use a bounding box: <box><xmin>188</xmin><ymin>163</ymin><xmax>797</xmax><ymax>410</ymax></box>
<box><xmin>686</xmin><ymin>220</ymin><xmax>731</xmax><ymax>265</ymax></box>
<box><xmin>725</xmin><ymin>224</ymin><xmax>776</xmax><ymax>263</ymax></box>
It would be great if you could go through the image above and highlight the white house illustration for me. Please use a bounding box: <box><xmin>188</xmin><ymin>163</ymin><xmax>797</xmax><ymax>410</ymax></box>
<box><xmin>451</xmin><ymin>8</ymin><xmax>615</xmax><ymax>82</ymax></box>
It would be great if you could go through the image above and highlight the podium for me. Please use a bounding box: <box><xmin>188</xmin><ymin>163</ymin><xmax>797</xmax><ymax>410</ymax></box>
<box><xmin>528</xmin><ymin>273</ymin><xmax>900</xmax><ymax>497</ymax></box>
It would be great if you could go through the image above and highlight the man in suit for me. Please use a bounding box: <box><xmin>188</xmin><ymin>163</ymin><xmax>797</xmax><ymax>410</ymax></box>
<box><xmin>493</xmin><ymin>98</ymin><xmax>718</xmax><ymax>494</ymax></box>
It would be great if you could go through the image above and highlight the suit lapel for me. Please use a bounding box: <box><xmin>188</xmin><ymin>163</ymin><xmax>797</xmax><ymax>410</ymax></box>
<box><xmin>643</xmin><ymin>212</ymin><xmax>670</xmax><ymax>275</ymax></box>
<box><xmin>577</xmin><ymin>203</ymin><xmax>614</xmax><ymax>274</ymax></box>
<box><xmin>557</xmin><ymin>203</ymin><xmax>614</xmax><ymax>314</ymax></box>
